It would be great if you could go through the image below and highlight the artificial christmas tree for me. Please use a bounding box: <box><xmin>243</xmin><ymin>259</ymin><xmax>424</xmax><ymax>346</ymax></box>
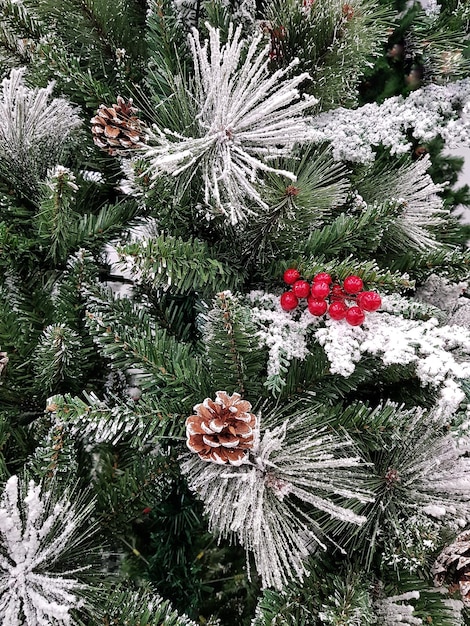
<box><xmin>1</xmin><ymin>0</ymin><xmax>470</xmax><ymax>624</ymax></box>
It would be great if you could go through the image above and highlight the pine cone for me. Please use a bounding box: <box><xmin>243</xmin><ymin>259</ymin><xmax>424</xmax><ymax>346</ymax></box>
<box><xmin>0</xmin><ymin>352</ymin><xmax>8</xmax><ymax>377</ymax></box>
<box><xmin>432</xmin><ymin>530</ymin><xmax>470</xmax><ymax>605</ymax></box>
<box><xmin>91</xmin><ymin>96</ymin><xmax>146</xmax><ymax>157</ymax></box>
<box><xmin>186</xmin><ymin>391</ymin><xmax>257</xmax><ymax>466</ymax></box>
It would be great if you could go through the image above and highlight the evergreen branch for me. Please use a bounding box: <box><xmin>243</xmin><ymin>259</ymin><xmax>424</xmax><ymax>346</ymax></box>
<box><xmin>73</xmin><ymin>199</ymin><xmax>142</xmax><ymax>250</ymax></box>
<box><xmin>267</xmin><ymin>256</ymin><xmax>415</xmax><ymax>291</ymax></box>
<box><xmin>83</xmin><ymin>285</ymin><xmax>203</xmax><ymax>408</ymax></box>
<box><xmin>389</xmin><ymin>247</ymin><xmax>470</xmax><ymax>282</ymax></box>
<box><xmin>36</xmin><ymin>166</ymin><xmax>80</xmax><ymax>264</ymax></box>
<box><xmin>340</xmin><ymin>404</ymin><xmax>470</xmax><ymax>570</ymax></box>
<box><xmin>29</xmin><ymin>419</ymin><xmax>79</xmax><ymax>485</ymax></box>
<box><xmin>45</xmin><ymin>392</ymin><xmax>185</xmax><ymax>447</ymax></box>
<box><xmin>146</xmin><ymin>0</ymin><xmax>191</xmax><ymax>99</ymax></box>
<box><xmin>299</xmin><ymin>201</ymin><xmax>402</xmax><ymax>259</ymax></box>
<box><xmin>247</xmin><ymin>145</ymin><xmax>350</xmax><ymax>261</ymax></box>
<box><xmin>0</xmin><ymin>413</ymin><xmax>11</xmax><ymax>481</ymax></box>
<box><xmin>93</xmin><ymin>449</ymin><xmax>176</xmax><ymax>534</ymax></box>
<box><xmin>0</xmin><ymin>69</ymin><xmax>81</xmax><ymax>197</ymax></box>
<box><xmin>31</xmin><ymin>324</ymin><xmax>87</xmax><ymax>394</ymax></box>
<box><xmin>0</xmin><ymin>474</ymin><xmax>101</xmax><ymax>625</ymax></box>
<box><xmin>0</xmin><ymin>0</ymin><xmax>44</xmax><ymax>39</ymax></box>
<box><xmin>313</xmin><ymin>0</ymin><xmax>396</xmax><ymax>109</ymax></box>
<box><xmin>202</xmin><ymin>291</ymin><xmax>267</xmax><ymax>400</ymax></box>
<box><xmin>118</xmin><ymin>233</ymin><xmax>244</xmax><ymax>295</ymax></box>
<box><xmin>79</xmin><ymin>584</ymin><xmax>198</xmax><ymax>626</ymax></box>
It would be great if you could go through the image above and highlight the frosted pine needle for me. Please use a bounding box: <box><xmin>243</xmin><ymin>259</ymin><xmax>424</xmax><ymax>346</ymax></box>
<box><xmin>181</xmin><ymin>412</ymin><xmax>372</xmax><ymax>589</ymax></box>
<box><xmin>0</xmin><ymin>69</ymin><xmax>80</xmax><ymax>193</ymax></box>
<box><xmin>374</xmin><ymin>591</ymin><xmax>423</xmax><ymax>625</ymax></box>
<box><xmin>144</xmin><ymin>23</ymin><xmax>317</xmax><ymax>224</ymax></box>
<box><xmin>0</xmin><ymin>475</ymin><xmax>95</xmax><ymax>625</ymax></box>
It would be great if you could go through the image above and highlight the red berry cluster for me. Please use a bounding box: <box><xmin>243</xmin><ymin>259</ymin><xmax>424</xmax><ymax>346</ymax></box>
<box><xmin>280</xmin><ymin>268</ymin><xmax>381</xmax><ymax>326</ymax></box>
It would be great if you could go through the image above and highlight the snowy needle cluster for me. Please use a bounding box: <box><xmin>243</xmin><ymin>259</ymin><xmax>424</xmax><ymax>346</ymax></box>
<box><xmin>0</xmin><ymin>68</ymin><xmax>80</xmax><ymax>193</ymax></box>
<box><xmin>144</xmin><ymin>23</ymin><xmax>317</xmax><ymax>224</ymax></box>
<box><xmin>0</xmin><ymin>475</ymin><xmax>96</xmax><ymax>626</ymax></box>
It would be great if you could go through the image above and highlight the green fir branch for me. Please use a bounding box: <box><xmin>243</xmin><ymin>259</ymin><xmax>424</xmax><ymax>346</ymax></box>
<box><xmin>268</xmin><ymin>256</ymin><xmax>415</xmax><ymax>292</ymax></box>
<box><xmin>45</xmin><ymin>391</ymin><xmax>186</xmax><ymax>447</ymax></box>
<box><xmin>32</xmin><ymin>324</ymin><xmax>87</xmax><ymax>394</ymax></box>
<box><xmin>29</xmin><ymin>417</ymin><xmax>79</xmax><ymax>485</ymax></box>
<box><xmin>36</xmin><ymin>167</ymin><xmax>80</xmax><ymax>264</ymax></box>
<box><xmin>118</xmin><ymin>233</ymin><xmax>244</xmax><ymax>296</ymax></box>
<box><xmin>146</xmin><ymin>0</ymin><xmax>191</xmax><ymax>100</ymax></box>
<box><xmin>389</xmin><ymin>247</ymin><xmax>470</xmax><ymax>282</ymax></box>
<box><xmin>247</xmin><ymin>146</ymin><xmax>350</xmax><ymax>261</ymax></box>
<box><xmin>299</xmin><ymin>201</ymin><xmax>403</xmax><ymax>259</ymax></box>
<box><xmin>73</xmin><ymin>199</ymin><xmax>142</xmax><ymax>251</ymax></box>
<box><xmin>84</xmin><ymin>285</ymin><xmax>204</xmax><ymax>409</ymax></box>
<box><xmin>202</xmin><ymin>291</ymin><xmax>267</xmax><ymax>400</ymax></box>
<box><xmin>79</xmin><ymin>584</ymin><xmax>198</xmax><ymax>626</ymax></box>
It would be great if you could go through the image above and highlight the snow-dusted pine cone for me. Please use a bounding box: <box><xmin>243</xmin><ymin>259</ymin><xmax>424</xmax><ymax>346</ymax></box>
<box><xmin>432</xmin><ymin>530</ymin><xmax>470</xmax><ymax>605</ymax></box>
<box><xmin>186</xmin><ymin>391</ymin><xmax>257</xmax><ymax>466</ymax></box>
<box><xmin>91</xmin><ymin>96</ymin><xmax>146</xmax><ymax>156</ymax></box>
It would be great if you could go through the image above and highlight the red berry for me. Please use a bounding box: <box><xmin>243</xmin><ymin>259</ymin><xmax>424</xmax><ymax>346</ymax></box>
<box><xmin>357</xmin><ymin>291</ymin><xmax>382</xmax><ymax>312</ymax></box>
<box><xmin>330</xmin><ymin>284</ymin><xmax>346</xmax><ymax>301</ymax></box>
<box><xmin>283</xmin><ymin>268</ymin><xmax>301</xmax><ymax>285</ymax></box>
<box><xmin>343</xmin><ymin>275</ymin><xmax>364</xmax><ymax>294</ymax></box>
<box><xmin>345</xmin><ymin>306</ymin><xmax>365</xmax><ymax>326</ymax></box>
<box><xmin>280</xmin><ymin>291</ymin><xmax>299</xmax><ymax>311</ymax></box>
<box><xmin>142</xmin><ymin>507</ymin><xmax>152</xmax><ymax>515</ymax></box>
<box><xmin>328</xmin><ymin>301</ymin><xmax>348</xmax><ymax>320</ymax></box>
<box><xmin>307</xmin><ymin>297</ymin><xmax>328</xmax><ymax>316</ymax></box>
<box><xmin>311</xmin><ymin>281</ymin><xmax>330</xmax><ymax>299</ymax></box>
<box><xmin>313</xmin><ymin>272</ymin><xmax>332</xmax><ymax>285</ymax></box>
<box><xmin>292</xmin><ymin>280</ymin><xmax>311</xmax><ymax>299</ymax></box>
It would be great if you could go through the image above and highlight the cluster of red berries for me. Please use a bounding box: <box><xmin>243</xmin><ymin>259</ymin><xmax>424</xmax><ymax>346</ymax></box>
<box><xmin>280</xmin><ymin>268</ymin><xmax>382</xmax><ymax>326</ymax></box>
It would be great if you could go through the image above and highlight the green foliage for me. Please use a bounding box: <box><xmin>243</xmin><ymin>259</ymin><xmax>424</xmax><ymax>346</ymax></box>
<box><xmin>265</xmin><ymin>0</ymin><xmax>395</xmax><ymax>108</ymax></box>
<box><xmin>32</xmin><ymin>324</ymin><xmax>86</xmax><ymax>393</ymax></box>
<box><xmin>299</xmin><ymin>201</ymin><xmax>402</xmax><ymax>258</ymax></box>
<box><xmin>28</xmin><ymin>415</ymin><xmax>80</xmax><ymax>484</ymax></box>
<box><xmin>146</xmin><ymin>0</ymin><xmax>191</xmax><ymax>100</ymax></box>
<box><xmin>247</xmin><ymin>146</ymin><xmax>350</xmax><ymax>262</ymax></box>
<box><xmin>119</xmin><ymin>233</ymin><xmax>245</xmax><ymax>296</ymax></box>
<box><xmin>202</xmin><ymin>291</ymin><xmax>267</xmax><ymax>400</ymax></box>
<box><xmin>84</xmin><ymin>285</ymin><xmax>204</xmax><ymax>410</ymax></box>
<box><xmin>0</xmin><ymin>0</ymin><xmax>470</xmax><ymax>624</ymax></box>
<box><xmin>45</xmin><ymin>391</ymin><xmax>185</xmax><ymax>446</ymax></box>
<box><xmin>3</xmin><ymin>0</ymin><xmax>147</xmax><ymax>108</ymax></box>
<box><xmin>81</xmin><ymin>584</ymin><xmax>199</xmax><ymax>626</ymax></box>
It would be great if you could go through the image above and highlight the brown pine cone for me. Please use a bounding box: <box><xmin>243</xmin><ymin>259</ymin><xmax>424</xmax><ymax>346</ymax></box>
<box><xmin>0</xmin><ymin>352</ymin><xmax>8</xmax><ymax>377</ymax></box>
<box><xmin>432</xmin><ymin>530</ymin><xmax>470</xmax><ymax>606</ymax></box>
<box><xmin>91</xmin><ymin>96</ymin><xmax>146</xmax><ymax>157</ymax></box>
<box><xmin>186</xmin><ymin>391</ymin><xmax>257</xmax><ymax>466</ymax></box>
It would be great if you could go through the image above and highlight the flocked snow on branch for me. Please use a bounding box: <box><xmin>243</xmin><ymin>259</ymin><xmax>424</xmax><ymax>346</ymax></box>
<box><xmin>144</xmin><ymin>23</ymin><xmax>317</xmax><ymax>224</ymax></box>
<box><xmin>248</xmin><ymin>291</ymin><xmax>470</xmax><ymax>416</ymax></box>
<box><xmin>0</xmin><ymin>69</ymin><xmax>80</xmax><ymax>191</ymax></box>
<box><xmin>0</xmin><ymin>475</ymin><xmax>95</xmax><ymax>625</ymax></box>
<box><xmin>366</xmin><ymin>155</ymin><xmax>448</xmax><ymax>251</ymax></box>
<box><xmin>248</xmin><ymin>290</ymin><xmax>321</xmax><ymax>389</ymax></box>
<box><xmin>309</xmin><ymin>79</ymin><xmax>470</xmax><ymax>163</ymax></box>
<box><xmin>316</xmin><ymin>296</ymin><xmax>470</xmax><ymax>375</ymax></box>
<box><xmin>181</xmin><ymin>415</ymin><xmax>372</xmax><ymax>589</ymax></box>
<box><xmin>374</xmin><ymin>590</ymin><xmax>463</xmax><ymax>626</ymax></box>
<box><xmin>377</xmin><ymin>406</ymin><xmax>470</xmax><ymax>527</ymax></box>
